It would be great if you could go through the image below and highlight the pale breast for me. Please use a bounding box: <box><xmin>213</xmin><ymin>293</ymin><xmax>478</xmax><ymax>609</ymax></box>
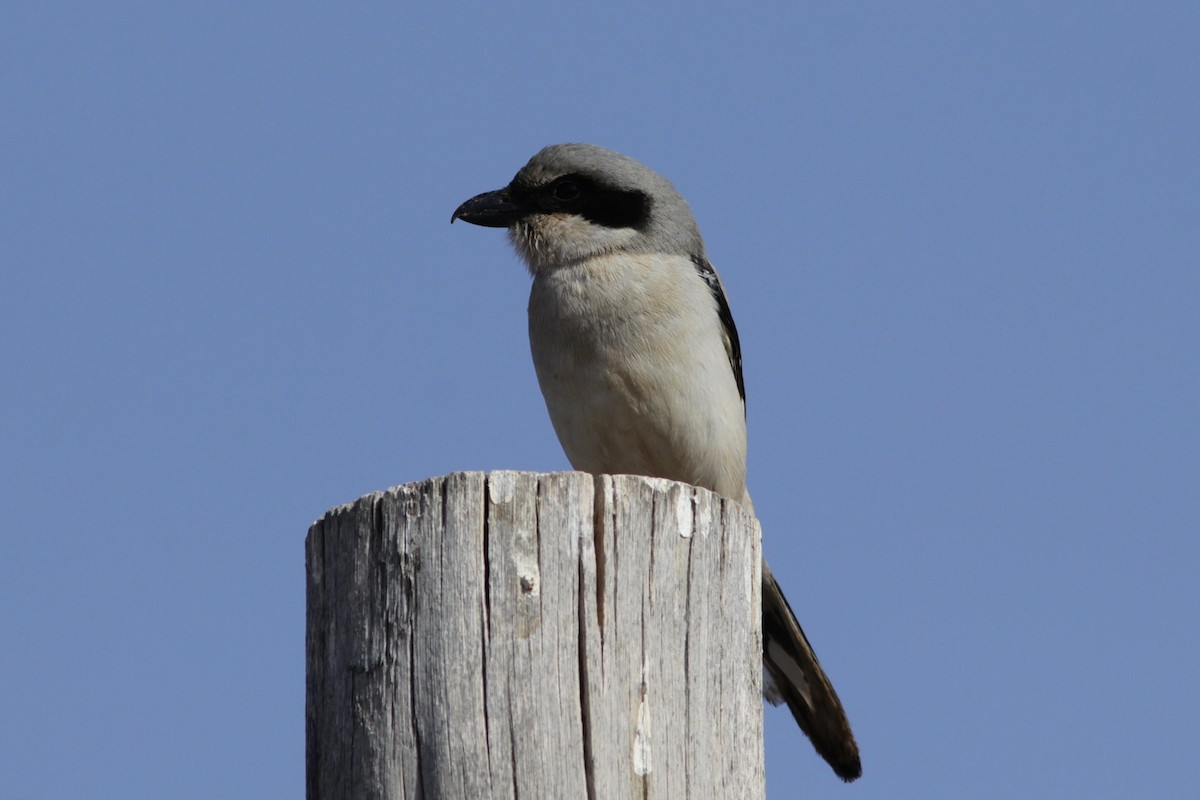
<box><xmin>527</xmin><ymin>253</ymin><xmax>748</xmax><ymax>500</ymax></box>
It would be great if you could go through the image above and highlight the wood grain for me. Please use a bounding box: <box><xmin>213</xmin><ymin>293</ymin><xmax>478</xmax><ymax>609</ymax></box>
<box><xmin>306</xmin><ymin>471</ymin><xmax>764</xmax><ymax>799</ymax></box>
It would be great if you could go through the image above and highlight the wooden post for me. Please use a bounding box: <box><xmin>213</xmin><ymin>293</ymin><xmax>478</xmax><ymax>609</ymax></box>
<box><xmin>306</xmin><ymin>470</ymin><xmax>764</xmax><ymax>799</ymax></box>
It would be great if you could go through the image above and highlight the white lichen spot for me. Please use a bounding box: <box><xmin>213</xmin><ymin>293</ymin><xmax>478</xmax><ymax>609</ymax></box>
<box><xmin>694</xmin><ymin>495</ymin><xmax>713</xmax><ymax>539</ymax></box>
<box><xmin>633</xmin><ymin>656</ymin><xmax>653</xmax><ymax>776</ymax></box>
<box><xmin>675</xmin><ymin>489</ymin><xmax>694</xmax><ymax>539</ymax></box>
<box><xmin>638</xmin><ymin>475</ymin><xmax>673</xmax><ymax>495</ymax></box>
<box><xmin>489</xmin><ymin>471</ymin><xmax>516</xmax><ymax>504</ymax></box>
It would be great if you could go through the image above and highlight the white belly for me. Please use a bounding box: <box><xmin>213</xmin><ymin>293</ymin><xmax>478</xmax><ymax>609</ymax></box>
<box><xmin>527</xmin><ymin>253</ymin><xmax>748</xmax><ymax>502</ymax></box>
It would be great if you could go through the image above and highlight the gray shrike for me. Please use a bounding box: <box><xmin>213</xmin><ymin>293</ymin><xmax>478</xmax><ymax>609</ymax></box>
<box><xmin>453</xmin><ymin>143</ymin><xmax>861</xmax><ymax>782</ymax></box>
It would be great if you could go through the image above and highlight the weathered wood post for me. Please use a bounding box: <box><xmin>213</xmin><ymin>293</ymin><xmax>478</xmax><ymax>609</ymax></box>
<box><xmin>306</xmin><ymin>470</ymin><xmax>764</xmax><ymax>799</ymax></box>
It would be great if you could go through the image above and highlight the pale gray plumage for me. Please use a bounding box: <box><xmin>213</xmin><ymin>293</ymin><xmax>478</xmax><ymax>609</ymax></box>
<box><xmin>453</xmin><ymin>143</ymin><xmax>861</xmax><ymax>782</ymax></box>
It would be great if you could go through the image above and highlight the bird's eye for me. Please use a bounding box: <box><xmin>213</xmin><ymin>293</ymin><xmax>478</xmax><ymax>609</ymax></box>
<box><xmin>553</xmin><ymin>180</ymin><xmax>581</xmax><ymax>202</ymax></box>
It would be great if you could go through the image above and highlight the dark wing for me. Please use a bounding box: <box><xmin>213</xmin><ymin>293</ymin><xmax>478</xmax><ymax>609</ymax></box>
<box><xmin>690</xmin><ymin>255</ymin><xmax>745</xmax><ymax>408</ymax></box>
<box><xmin>762</xmin><ymin>560</ymin><xmax>862</xmax><ymax>781</ymax></box>
<box><xmin>692</xmin><ymin>255</ymin><xmax>859</xmax><ymax>780</ymax></box>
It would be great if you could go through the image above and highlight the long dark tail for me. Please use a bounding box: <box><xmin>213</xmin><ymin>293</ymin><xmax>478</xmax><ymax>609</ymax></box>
<box><xmin>761</xmin><ymin>559</ymin><xmax>862</xmax><ymax>782</ymax></box>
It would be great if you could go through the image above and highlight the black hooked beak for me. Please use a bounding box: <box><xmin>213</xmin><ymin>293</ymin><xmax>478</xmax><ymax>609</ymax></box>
<box><xmin>451</xmin><ymin>187</ymin><xmax>529</xmax><ymax>228</ymax></box>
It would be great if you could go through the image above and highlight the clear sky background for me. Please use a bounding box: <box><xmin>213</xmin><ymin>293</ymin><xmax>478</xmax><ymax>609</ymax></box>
<box><xmin>2</xmin><ymin>2</ymin><xmax>1197</xmax><ymax>798</ymax></box>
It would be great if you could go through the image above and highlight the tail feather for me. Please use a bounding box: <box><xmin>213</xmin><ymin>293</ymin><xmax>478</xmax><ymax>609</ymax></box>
<box><xmin>761</xmin><ymin>559</ymin><xmax>862</xmax><ymax>782</ymax></box>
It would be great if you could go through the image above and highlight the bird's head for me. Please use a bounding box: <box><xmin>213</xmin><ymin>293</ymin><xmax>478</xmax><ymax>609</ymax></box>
<box><xmin>452</xmin><ymin>143</ymin><xmax>703</xmax><ymax>273</ymax></box>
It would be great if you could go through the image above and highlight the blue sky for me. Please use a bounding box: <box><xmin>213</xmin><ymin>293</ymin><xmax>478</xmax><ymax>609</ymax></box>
<box><xmin>2</xmin><ymin>2</ymin><xmax>1197</xmax><ymax>797</ymax></box>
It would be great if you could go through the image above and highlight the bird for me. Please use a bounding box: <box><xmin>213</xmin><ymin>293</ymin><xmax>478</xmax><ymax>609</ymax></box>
<box><xmin>452</xmin><ymin>143</ymin><xmax>861</xmax><ymax>782</ymax></box>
